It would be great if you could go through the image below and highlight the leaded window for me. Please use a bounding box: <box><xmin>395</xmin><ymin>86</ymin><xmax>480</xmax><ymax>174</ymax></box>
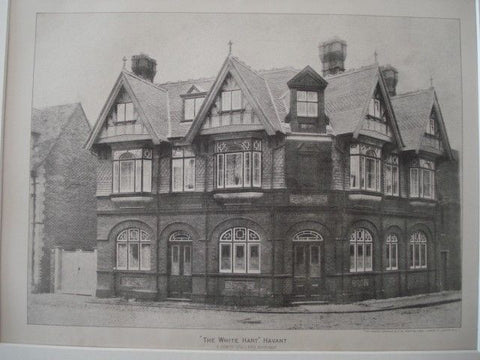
<box><xmin>219</xmin><ymin>227</ymin><xmax>261</xmax><ymax>274</ymax></box>
<box><xmin>116</xmin><ymin>228</ymin><xmax>151</xmax><ymax>270</ymax></box>
<box><xmin>409</xmin><ymin>231</ymin><xmax>427</xmax><ymax>269</ymax></box>
<box><xmin>350</xmin><ymin>144</ymin><xmax>382</xmax><ymax>192</ymax></box>
<box><xmin>112</xmin><ymin>149</ymin><xmax>152</xmax><ymax>193</ymax></box>
<box><xmin>350</xmin><ymin>228</ymin><xmax>373</xmax><ymax>272</ymax></box>
<box><xmin>215</xmin><ymin>139</ymin><xmax>261</xmax><ymax>189</ymax></box>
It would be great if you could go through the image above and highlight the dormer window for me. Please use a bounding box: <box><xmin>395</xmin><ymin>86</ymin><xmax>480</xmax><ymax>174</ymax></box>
<box><xmin>297</xmin><ymin>91</ymin><xmax>318</xmax><ymax>117</ymax></box>
<box><xmin>367</xmin><ymin>94</ymin><xmax>386</xmax><ymax>122</ymax></box>
<box><xmin>117</xmin><ymin>102</ymin><xmax>135</xmax><ymax>122</ymax></box>
<box><xmin>221</xmin><ymin>90</ymin><xmax>242</xmax><ymax>112</ymax></box>
<box><xmin>426</xmin><ymin>111</ymin><xmax>437</xmax><ymax>136</ymax></box>
<box><xmin>184</xmin><ymin>97</ymin><xmax>204</xmax><ymax>121</ymax></box>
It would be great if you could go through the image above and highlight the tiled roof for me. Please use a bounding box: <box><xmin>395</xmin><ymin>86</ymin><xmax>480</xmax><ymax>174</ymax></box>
<box><xmin>391</xmin><ymin>88</ymin><xmax>434</xmax><ymax>150</ymax></box>
<box><xmin>31</xmin><ymin>103</ymin><xmax>82</xmax><ymax>169</ymax></box>
<box><xmin>324</xmin><ymin>65</ymin><xmax>379</xmax><ymax>134</ymax></box>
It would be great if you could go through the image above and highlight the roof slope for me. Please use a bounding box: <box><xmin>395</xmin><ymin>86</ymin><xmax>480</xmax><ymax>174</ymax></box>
<box><xmin>31</xmin><ymin>103</ymin><xmax>83</xmax><ymax>169</ymax></box>
<box><xmin>324</xmin><ymin>65</ymin><xmax>379</xmax><ymax>134</ymax></box>
<box><xmin>391</xmin><ymin>88</ymin><xmax>434</xmax><ymax>150</ymax></box>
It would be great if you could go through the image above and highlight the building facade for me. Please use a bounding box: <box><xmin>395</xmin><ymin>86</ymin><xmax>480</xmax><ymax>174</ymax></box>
<box><xmin>86</xmin><ymin>39</ymin><xmax>460</xmax><ymax>305</ymax></box>
<box><xmin>30</xmin><ymin>103</ymin><xmax>98</xmax><ymax>293</ymax></box>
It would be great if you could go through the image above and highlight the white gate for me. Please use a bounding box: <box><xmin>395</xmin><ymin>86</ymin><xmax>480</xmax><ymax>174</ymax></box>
<box><xmin>52</xmin><ymin>248</ymin><xmax>97</xmax><ymax>296</ymax></box>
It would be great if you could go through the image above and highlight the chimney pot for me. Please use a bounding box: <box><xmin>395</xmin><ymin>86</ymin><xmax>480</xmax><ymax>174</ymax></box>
<box><xmin>319</xmin><ymin>37</ymin><xmax>347</xmax><ymax>76</ymax></box>
<box><xmin>131</xmin><ymin>54</ymin><xmax>157</xmax><ymax>82</ymax></box>
<box><xmin>381</xmin><ymin>65</ymin><xmax>398</xmax><ymax>96</ymax></box>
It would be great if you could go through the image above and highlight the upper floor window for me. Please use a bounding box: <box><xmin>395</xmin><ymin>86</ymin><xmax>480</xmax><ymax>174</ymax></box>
<box><xmin>222</xmin><ymin>90</ymin><xmax>242</xmax><ymax>112</ymax></box>
<box><xmin>384</xmin><ymin>154</ymin><xmax>399</xmax><ymax>196</ymax></box>
<box><xmin>367</xmin><ymin>93</ymin><xmax>386</xmax><ymax>122</ymax></box>
<box><xmin>350</xmin><ymin>228</ymin><xmax>373</xmax><ymax>272</ymax></box>
<box><xmin>409</xmin><ymin>159</ymin><xmax>435</xmax><ymax>199</ymax></box>
<box><xmin>184</xmin><ymin>97</ymin><xmax>204</xmax><ymax>121</ymax></box>
<box><xmin>116</xmin><ymin>228</ymin><xmax>151</xmax><ymax>270</ymax></box>
<box><xmin>116</xmin><ymin>102</ymin><xmax>135</xmax><ymax>122</ymax></box>
<box><xmin>113</xmin><ymin>149</ymin><xmax>152</xmax><ymax>194</ymax></box>
<box><xmin>409</xmin><ymin>231</ymin><xmax>427</xmax><ymax>269</ymax></box>
<box><xmin>219</xmin><ymin>227</ymin><xmax>261</xmax><ymax>274</ymax></box>
<box><xmin>426</xmin><ymin>111</ymin><xmax>438</xmax><ymax>136</ymax></box>
<box><xmin>215</xmin><ymin>139</ymin><xmax>261</xmax><ymax>189</ymax></box>
<box><xmin>350</xmin><ymin>144</ymin><xmax>381</xmax><ymax>192</ymax></box>
<box><xmin>385</xmin><ymin>234</ymin><xmax>398</xmax><ymax>270</ymax></box>
<box><xmin>297</xmin><ymin>91</ymin><xmax>318</xmax><ymax>117</ymax></box>
<box><xmin>172</xmin><ymin>146</ymin><xmax>195</xmax><ymax>192</ymax></box>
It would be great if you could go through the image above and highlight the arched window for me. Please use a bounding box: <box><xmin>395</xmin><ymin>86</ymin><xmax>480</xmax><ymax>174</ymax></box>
<box><xmin>293</xmin><ymin>230</ymin><xmax>323</xmax><ymax>242</ymax></box>
<box><xmin>219</xmin><ymin>227</ymin><xmax>260</xmax><ymax>274</ymax></box>
<box><xmin>409</xmin><ymin>231</ymin><xmax>427</xmax><ymax>269</ymax></box>
<box><xmin>385</xmin><ymin>234</ymin><xmax>398</xmax><ymax>270</ymax></box>
<box><xmin>349</xmin><ymin>228</ymin><xmax>373</xmax><ymax>272</ymax></box>
<box><xmin>116</xmin><ymin>228</ymin><xmax>151</xmax><ymax>270</ymax></box>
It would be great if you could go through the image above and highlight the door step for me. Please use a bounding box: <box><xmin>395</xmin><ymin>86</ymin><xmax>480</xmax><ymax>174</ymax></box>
<box><xmin>166</xmin><ymin>297</ymin><xmax>192</xmax><ymax>302</ymax></box>
<box><xmin>291</xmin><ymin>300</ymin><xmax>329</xmax><ymax>305</ymax></box>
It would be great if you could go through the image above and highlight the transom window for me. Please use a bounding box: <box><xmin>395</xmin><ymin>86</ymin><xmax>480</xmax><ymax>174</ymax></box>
<box><xmin>297</xmin><ymin>90</ymin><xmax>318</xmax><ymax>117</ymax></box>
<box><xmin>215</xmin><ymin>139</ymin><xmax>261</xmax><ymax>189</ymax></box>
<box><xmin>172</xmin><ymin>146</ymin><xmax>195</xmax><ymax>192</ymax></box>
<box><xmin>384</xmin><ymin>154</ymin><xmax>399</xmax><ymax>196</ymax></box>
<box><xmin>409</xmin><ymin>159</ymin><xmax>435</xmax><ymax>199</ymax></box>
<box><xmin>222</xmin><ymin>90</ymin><xmax>242</xmax><ymax>111</ymax></box>
<box><xmin>293</xmin><ymin>230</ymin><xmax>324</xmax><ymax>242</ymax></box>
<box><xmin>113</xmin><ymin>149</ymin><xmax>152</xmax><ymax>193</ymax></box>
<box><xmin>385</xmin><ymin>234</ymin><xmax>398</xmax><ymax>270</ymax></box>
<box><xmin>184</xmin><ymin>97</ymin><xmax>205</xmax><ymax>121</ymax></box>
<box><xmin>409</xmin><ymin>231</ymin><xmax>427</xmax><ymax>269</ymax></box>
<box><xmin>350</xmin><ymin>228</ymin><xmax>373</xmax><ymax>272</ymax></box>
<box><xmin>116</xmin><ymin>102</ymin><xmax>136</xmax><ymax>122</ymax></box>
<box><xmin>219</xmin><ymin>227</ymin><xmax>261</xmax><ymax>274</ymax></box>
<box><xmin>169</xmin><ymin>231</ymin><xmax>192</xmax><ymax>242</ymax></box>
<box><xmin>350</xmin><ymin>144</ymin><xmax>382</xmax><ymax>192</ymax></box>
<box><xmin>116</xmin><ymin>228</ymin><xmax>151</xmax><ymax>270</ymax></box>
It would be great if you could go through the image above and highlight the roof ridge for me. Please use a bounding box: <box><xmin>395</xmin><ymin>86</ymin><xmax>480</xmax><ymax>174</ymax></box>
<box><xmin>230</xmin><ymin>56</ymin><xmax>265</xmax><ymax>80</ymax></box>
<box><xmin>323</xmin><ymin>63</ymin><xmax>378</xmax><ymax>80</ymax></box>
<box><xmin>393</xmin><ymin>87</ymin><xmax>434</xmax><ymax>99</ymax></box>
<box><xmin>33</xmin><ymin>102</ymin><xmax>81</xmax><ymax>112</ymax></box>
<box><xmin>157</xmin><ymin>76</ymin><xmax>216</xmax><ymax>87</ymax></box>
<box><xmin>123</xmin><ymin>70</ymin><xmax>168</xmax><ymax>92</ymax></box>
<box><xmin>257</xmin><ymin>66</ymin><xmax>299</xmax><ymax>74</ymax></box>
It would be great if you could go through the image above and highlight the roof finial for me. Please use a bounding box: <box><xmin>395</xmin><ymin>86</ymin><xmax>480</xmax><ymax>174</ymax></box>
<box><xmin>122</xmin><ymin>56</ymin><xmax>127</xmax><ymax>69</ymax></box>
<box><xmin>228</xmin><ymin>40</ymin><xmax>233</xmax><ymax>56</ymax></box>
<box><xmin>374</xmin><ymin>49</ymin><xmax>378</xmax><ymax>64</ymax></box>
<box><xmin>430</xmin><ymin>75</ymin><xmax>434</xmax><ymax>87</ymax></box>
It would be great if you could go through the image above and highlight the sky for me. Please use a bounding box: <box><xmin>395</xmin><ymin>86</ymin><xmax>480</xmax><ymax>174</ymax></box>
<box><xmin>32</xmin><ymin>13</ymin><xmax>462</xmax><ymax>150</ymax></box>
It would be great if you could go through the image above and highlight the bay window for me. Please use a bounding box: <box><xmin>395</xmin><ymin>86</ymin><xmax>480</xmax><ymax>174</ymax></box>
<box><xmin>116</xmin><ymin>228</ymin><xmax>151</xmax><ymax>270</ymax></box>
<box><xmin>297</xmin><ymin>90</ymin><xmax>318</xmax><ymax>117</ymax></box>
<box><xmin>350</xmin><ymin>228</ymin><xmax>373</xmax><ymax>272</ymax></box>
<box><xmin>219</xmin><ymin>227</ymin><xmax>261</xmax><ymax>274</ymax></box>
<box><xmin>350</xmin><ymin>144</ymin><xmax>381</xmax><ymax>192</ymax></box>
<box><xmin>409</xmin><ymin>231</ymin><xmax>427</xmax><ymax>269</ymax></box>
<box><xmin>409</xmin><ymin>159</ymin><xmax>435</xmax><ymax>199</ymax></box>
<box><xmin>215</xmin><ymin>139</ymin><xmax>262</xmax><ymax>189</ymax></box>
<box><xmin>172</xmin><ymin>146</ymin><xmax>195</xmax><ymax>192</ymax></box>
<box><xmin>384</xmin><ymin>154</ymin><xmax>399</xmax><ymax>196</ymax></box>
<box><xmin>113</xmin><ymin>149</ymin><xmax>152</xmax><ymax>193</ymax></box>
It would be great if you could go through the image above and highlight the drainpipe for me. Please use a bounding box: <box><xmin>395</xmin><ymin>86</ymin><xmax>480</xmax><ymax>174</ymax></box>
<box><xmin>156</xmin><ymin>146</ymin><xmax>162</xmax><ymax>300</ymax></box>
<box><xmin>31</xmin><ymin>170</ymin><xmax>37</xmax><ymax>291</ymax></box>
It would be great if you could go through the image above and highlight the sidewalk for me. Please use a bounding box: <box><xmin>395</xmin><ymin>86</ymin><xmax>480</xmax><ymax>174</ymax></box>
<box><xmin>88</xmin><ymin>290</ymin><xmax>461</xmax><ymax>314</ymax></box>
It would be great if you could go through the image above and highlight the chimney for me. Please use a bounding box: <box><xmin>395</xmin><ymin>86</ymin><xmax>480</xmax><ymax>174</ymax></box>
<box><xmin>381</xmin><ymin>65</ymin><xmax>398</xmax><ymax>96</ymax></box>
<box><xmin>131</xmin><ymin>54</ymin><xmax>157</xmax><ymax>82</ymax></box>
<box><xmin>319</xmin><ymin>37</ymin><xmax>347</xmax><ymax>76</ymax></box>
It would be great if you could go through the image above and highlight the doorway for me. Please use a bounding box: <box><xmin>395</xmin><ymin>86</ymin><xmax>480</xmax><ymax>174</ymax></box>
<box><xmin>168</xmin><ymin>231</ymin><xmax>193</xmax><ymax>299</ymax></box>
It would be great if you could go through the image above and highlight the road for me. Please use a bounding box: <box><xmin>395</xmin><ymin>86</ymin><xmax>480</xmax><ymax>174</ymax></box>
<box><xmin>27</xmin><ymin>293</ymin><xmax>461</xmax><ymax>330</ymax></box>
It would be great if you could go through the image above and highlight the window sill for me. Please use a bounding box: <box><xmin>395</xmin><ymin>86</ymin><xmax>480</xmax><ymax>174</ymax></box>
<box><xmin>348</xmin><ymin>192</ymin><xmax>382</xmax><ymax>201</ymax></box>
<box><xmin>213</xmin><ymin>191</ymin><xmax>264</xmax><ymax>204</ymax></box>
<box><xmin>111</xmin><ymin>194</ymin><xmax>154</xmax><ymax>207</ymax></box>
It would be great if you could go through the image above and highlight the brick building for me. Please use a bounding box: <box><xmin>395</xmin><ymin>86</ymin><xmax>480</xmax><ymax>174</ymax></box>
<box><xmin>85</xmin><ymin>39</ymin><xmax>460</xmax><ymax>305</ymax></box>
<box><xmin>30</xmin><ymin>103</ymin><xmax>97</xmax><ymax>293</ymax></box>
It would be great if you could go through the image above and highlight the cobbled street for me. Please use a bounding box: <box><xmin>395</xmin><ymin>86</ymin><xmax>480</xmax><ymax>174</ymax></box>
<box><xmin>28</xmin><ymin>293</ymin><xmax>461</xmax><ymax>330</ymax></box>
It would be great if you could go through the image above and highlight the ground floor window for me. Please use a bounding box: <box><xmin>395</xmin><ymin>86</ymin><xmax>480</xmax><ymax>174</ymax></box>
<box><xmin>219</xmin><ymin>227</ymin><xmax>261</xmax><ymax>273</ymax></box>
<box><xmin>349</xmin><ymin>228</ymin><xmax>373</xmax><ymax>272</ymax></box>
<box><xmin>409</xmin><ymin>231</ymin><xmax>427</xmax><ymax>269</ymax></box>
<box><xmin>116</xmin><ymin>228</ymin><xmax>151</xmax><ymax>270</ymax></box>
<box><xmin>385</xmin><ymin>234</ymin><xmax>398</xmax><ymax>270</ymax></box>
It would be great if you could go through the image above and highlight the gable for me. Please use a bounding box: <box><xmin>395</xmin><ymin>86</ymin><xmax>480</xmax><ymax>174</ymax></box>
<box><xmin>96</xmin><ymin>85</ymin><xmax>151</xmax><ymax>143</ymax></box>
<box><xmin>360</xmin><ymin>84</ymin><xmax>394</xmax><ymax>139</ymax></box>
<box><xmin>287</xmin><ymin>65</ymin><xmax>327</xmax><ymax>90</ymax></box>
<box><xmin>419</xmin><ymin>103</ymin><xmax>448</xmax><ymax>154</ymax></box>
<box><xmin>199</xmin><ymin>74</ymin><xmax>263</xmax><ymax>134</ymax></box>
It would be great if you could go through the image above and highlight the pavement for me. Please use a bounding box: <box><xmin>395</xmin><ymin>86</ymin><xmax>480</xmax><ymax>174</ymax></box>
<box><xmin>88</xmin><ymin>290</ymin><xmax>461</xmax><ymax>314</ymax></box>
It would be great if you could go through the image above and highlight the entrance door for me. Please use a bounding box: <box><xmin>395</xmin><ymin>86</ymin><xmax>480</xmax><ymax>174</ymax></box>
<box><xmin>168</xmin><ymin>242</ymin><xmax>192</xmax><ymax>298</ymax></box>
<box><xmin>293</xmin><ymin>243</ymin><xmax>322</xmax><ymax>299</ymax></box>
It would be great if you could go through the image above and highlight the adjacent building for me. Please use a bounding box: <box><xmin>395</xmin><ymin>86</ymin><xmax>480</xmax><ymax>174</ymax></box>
<box><xmin>85</xmin><ymin>38</ymin><xmax>460</xmax><ymax>305</ymax></box>
<box><xmin>30</xmin><ymin>103</ymin><xmax>97</xmax><ymax>293</ymax></box>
